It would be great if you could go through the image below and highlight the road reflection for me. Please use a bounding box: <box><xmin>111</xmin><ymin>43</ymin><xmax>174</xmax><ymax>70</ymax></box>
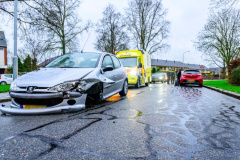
<box><xmin>105</xmin><ymin>90</ymin><xmax>135</xmax><ymax>102</ymax></box>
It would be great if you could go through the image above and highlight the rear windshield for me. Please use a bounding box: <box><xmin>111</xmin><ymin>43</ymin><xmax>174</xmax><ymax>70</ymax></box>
<box><xmin>184</xmin><ymin>70</ymin><xmax>200</xmax><ymax>74</ymax></box>
<box><xmin>118</xmin><ymin>57</ymin><xmax>137</xmax><ymax>67</ymax></box>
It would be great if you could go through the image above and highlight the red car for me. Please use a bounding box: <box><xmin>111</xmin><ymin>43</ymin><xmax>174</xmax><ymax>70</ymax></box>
<box><xmin>180</xmin><ymin>70</ymin><xmax>203</xmax><ymax>87</ymax></box>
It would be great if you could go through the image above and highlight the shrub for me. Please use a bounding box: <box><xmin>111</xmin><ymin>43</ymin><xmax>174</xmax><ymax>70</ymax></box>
<box><xmin>152</xmin><ymin>67</ymin><xmax>156</xmax><ymax>74</ymax></box>
<box><xmin>228</xmin><ymin>58</ymin><xmax>240</xmax><ymax>83</ymax></box>
<box><xmin>231</xmin><ymin>66</ymin><xmax>240</xmax><ymax>85</ymax></box>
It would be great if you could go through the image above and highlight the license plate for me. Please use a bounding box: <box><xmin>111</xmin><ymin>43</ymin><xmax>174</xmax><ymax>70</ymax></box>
<box><xmin>188</xmin><ymin>79</ymin><xmax>195</xmax><ymax>83</ymax></box>
<box><xmin>21</xmin><ymin>105</ymin><xmax>46</xmax><ymax>109</ymax></box>
<box><xmin>154</xmin><ymin>79</ymin><xmax>158</xmax><ymax>81</ymax></box>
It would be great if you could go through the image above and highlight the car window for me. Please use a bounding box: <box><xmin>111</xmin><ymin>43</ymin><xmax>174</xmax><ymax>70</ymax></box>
<box><xmin>102</xmin><ymin>55</ymin><xmax>114</xmax><ymax>68</ymax></box>
<box><xmin>45</xmin><ymin>53</ymin><xmax>100</xmax><ymax>68</ymax></box>
<box><xmin>4</xmin><ymin>75</ymin><xmax>12</xmax><ymax>78</ymax></box>
<box><xmin>111</xmin><ymin>56</ymin><xmax>121</xmax><ymax>69</ymax></box>
<box><xmin>184</xmin><ymin>70</ymin><xmax>200</xmax><ymax>74</ymax></box>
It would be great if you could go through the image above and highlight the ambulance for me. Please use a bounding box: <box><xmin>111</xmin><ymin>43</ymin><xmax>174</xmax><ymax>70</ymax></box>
<box><xmin>116</xmin><ymin>50</ymin><xmax>152</xmax><ymax>88</ymax></box>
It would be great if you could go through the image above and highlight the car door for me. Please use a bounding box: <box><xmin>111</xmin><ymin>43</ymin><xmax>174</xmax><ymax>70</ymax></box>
<box><xmin>6</xmin><ymin>74</ymin><xmax>13</xmax><ymax>84</ymax></box>
<box><xmin>111</xmin><ymin>56</ymin><xmax>125</xmax><ymax>90</ymax></box>
<box><xmin>101</xmin><ymin>55</ymin><xmax>117</xmax><ymax>98</ymax></box>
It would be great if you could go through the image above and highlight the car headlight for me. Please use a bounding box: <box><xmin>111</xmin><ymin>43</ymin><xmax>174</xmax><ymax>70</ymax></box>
<box><xmin>130</xmin><ymin>70</ymin><xmax>137</xmax><ymax>75</ymax></box>
<box><xmin>48</xmin><ymin>81</ymin><xmax>86</xmax><ymax>92</ymax></box>
<box><xmin>10</xmin><ymin>80</ymin><xmax>19</xmax><ymax>91</ymax></box>
<box><xmin>159</xmin><ymin>76</ymin><xmax>163</xmax><ymax>79</ymax></box>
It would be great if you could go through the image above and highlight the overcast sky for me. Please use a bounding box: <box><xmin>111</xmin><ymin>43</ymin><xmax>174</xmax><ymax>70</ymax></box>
<box><xmin>80</xmin><ymin>0</ymin><xmax>211</xmax><ymax>67</ymax></box>
<box><xmin>1</xmin><ymin>0</ymin><xmax>212</xmax><ymax>67</ymax></box>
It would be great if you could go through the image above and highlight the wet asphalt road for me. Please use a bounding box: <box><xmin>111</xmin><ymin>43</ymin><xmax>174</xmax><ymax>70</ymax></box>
<box><xmin>0</xmin><ymin>83</ymin><xmax>240</xmax><ymax>159</ymax></box>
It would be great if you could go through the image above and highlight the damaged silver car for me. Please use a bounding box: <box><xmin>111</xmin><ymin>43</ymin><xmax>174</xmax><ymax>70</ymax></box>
<box><xmin>0</xmin><ymin>52</ymin><xmax>128</xmax><ymax>115</ymax></box>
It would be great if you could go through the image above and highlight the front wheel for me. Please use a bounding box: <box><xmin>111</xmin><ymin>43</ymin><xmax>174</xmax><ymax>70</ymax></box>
<box><xmin>145</xmin><ymin>83</ymin><xmax>148</xmax><ymax>86</ymax></box>
<box><xmin>199</xmin><ymin>84</ymin><xmax>203</xmax><ymax>87</ymax></box>
<box><xmin>119</xmin><ymin>80</ymin><xmax>128</xmax><ymax>96</ymax></box>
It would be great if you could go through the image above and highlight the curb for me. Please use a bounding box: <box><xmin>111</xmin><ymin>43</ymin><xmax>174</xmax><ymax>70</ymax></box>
<box><xmin>203</xmin><ymin>85</ymin><xmax>240</xmax><ymax>100</ymax></box>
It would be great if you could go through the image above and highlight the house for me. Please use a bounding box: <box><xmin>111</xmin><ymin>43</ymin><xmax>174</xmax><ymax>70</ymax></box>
<box><xmin>0</xmin><ymin>31</ymin><xmax>7</xmax><ymax>74</ymax></box>
<box><xmin>209</xmin><ymin>67</ymin><xmax>228</xmax><ymax>76</ymax></box>
<box><xmin>151</xmin><ymin>59</ymin><xmax>210</xmax><ymax>73</ymax></box>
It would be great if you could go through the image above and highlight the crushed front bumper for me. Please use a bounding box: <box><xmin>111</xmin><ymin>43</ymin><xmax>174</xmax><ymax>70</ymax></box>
<box><xmin>0</xmin><ymin>92</ymin><xmax>87</xmax><ymax>115</ymax></box>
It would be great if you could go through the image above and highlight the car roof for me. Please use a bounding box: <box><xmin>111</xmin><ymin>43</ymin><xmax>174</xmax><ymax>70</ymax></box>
<box><xmin>184</xmin><ymin>70</ymin><xmax>200</xmax><ymax>72</ymax></box>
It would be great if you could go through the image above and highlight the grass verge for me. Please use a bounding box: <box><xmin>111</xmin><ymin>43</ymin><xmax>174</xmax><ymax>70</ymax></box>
<box><xmin>0</xmin><ymin>85</ymin><xmax>10</xmax><ymax>93</ymax></box>
<box><xmin>204</xmin><ymin>80</ymin><xmax>240</xmax><ymax>94</ymax></box>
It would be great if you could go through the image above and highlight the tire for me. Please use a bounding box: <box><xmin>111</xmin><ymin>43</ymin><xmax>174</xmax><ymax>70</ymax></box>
<box><xmin>119</xmin><ymin>80</ymin><xmax>128</xmax><ymax>96</ymax></box>
<box><xmin>180</xmin><ymin>83</ymin><xmax>184</xmax><ymax>86</ymax></box>
<box><xmin>145</xmin><ymin>83</ymin><xmax>149</xmax><ymax>86</ymax></box>
<box><xmin>199</xmin><ymin>84</ymin><xmax>203</xmax><ymax>87</ymax></box>
<box><xmin>0</xmin><ymin>81</ymin><xmax>7</xmax><ymax>85</ymax></box>
<box><xmin>152</xmin><ymin>81</ymin><xmax>155</xmax><ymax>83</ymax></box>
<box><xmin>135</xmin><ymin>78</ymin><xmax>140</xmax><ymax>88</ymax></box>
<box><xmin>86</xmin><ymin>90</ymin><xmax>103</xmax><ymax>107</ymax></box>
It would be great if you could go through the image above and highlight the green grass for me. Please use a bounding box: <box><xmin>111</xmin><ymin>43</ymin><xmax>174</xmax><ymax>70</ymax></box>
<box><xmin>204</xmin><ymin>80</ymin><xmax>240</xmax><ymax>94</ymax></box>
<box><xmin>0</xmin><ymin>85</ymin><xmax>10</xmax><ymax>93</ymax></box>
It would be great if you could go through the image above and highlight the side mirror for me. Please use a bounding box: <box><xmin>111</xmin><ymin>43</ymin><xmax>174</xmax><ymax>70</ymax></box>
<box><xmin>103</xmin><ymin>65</ymin><xmax>114</xmax><ymax>72</ymax></box>
<box><xmin>138</xmin><ymin>63</ymin><xmax>142</xmax><ymax>68</ymax></box>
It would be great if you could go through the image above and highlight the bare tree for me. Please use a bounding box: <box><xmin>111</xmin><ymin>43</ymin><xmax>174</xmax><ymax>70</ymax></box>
<box><xmin>195</xmin><ymin>9</ymin><xmax>240</xmax><ymax>78</ymax></box>
<box><xmin>95</xmin><ymin>4</ymin><xmax>129</xmax><ymax>54</ymax></box>
<box><xmin>211</xmin><ymin>0</ymin><xmax>239</xmax><ymax>8</ymax></box>
<box><xmin>20</xmin><ymin>0</ymin><xmax>91</xmax><ymax>55</ymax></box>
<box><xmin>125</xmin><ymin>0</ymin><xmax>170</xmax><ymax>55</ymax></box>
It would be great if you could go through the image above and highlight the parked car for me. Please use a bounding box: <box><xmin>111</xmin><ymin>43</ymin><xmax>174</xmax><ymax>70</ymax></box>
<box><xmin>152</xmin><ymin>72</ymin><xmax>167</xmax><ymax>83</ymax></box>
<box><xmin>0</xmin><ymin>74</ymin><xmax>13</xmax><ymax>85</ymax></box>
<box><xmin>0</xmin><ymin>52</ymin><xmax>128</xmax><ymax>115</ymax></box>
<box><xmin>180</xmin><ymin>70</ymin><xmax>203</xmax><ymax>87</ymax></box>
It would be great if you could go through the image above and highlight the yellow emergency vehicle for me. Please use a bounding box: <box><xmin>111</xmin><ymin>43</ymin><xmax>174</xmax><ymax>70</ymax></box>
<box><xmin>116</xmin><ymin>50</ymin><xmax>152</xmax><ymax>88</ymax></box>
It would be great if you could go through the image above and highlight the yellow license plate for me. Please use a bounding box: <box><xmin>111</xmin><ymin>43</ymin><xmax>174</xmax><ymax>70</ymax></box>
<box><xmin>22</xmin><ymin>105</ymin><xmax>46</xmax><ymax>109</ymax></box>
<box><xmin>188</xmin><ymin>79</ymin><xmax>195</xmax><ymax>83</ymax></box>
<box><xmin>154</xmin><ymin>79</ymin><xmax>158</xmax><ymax>81</ymax></box>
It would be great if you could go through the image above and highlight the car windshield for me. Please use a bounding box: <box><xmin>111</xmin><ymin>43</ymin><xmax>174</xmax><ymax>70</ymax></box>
<box><xmin>45</xmin><ymin>53</ymin><xmax>100</xmax><ymax>68</ymax></box>
<box><xmin>184</xmin><ymin>70</ymin><xmax>200</xmax><ymax>74</ymax></box>
<box><xmin>118</xmin><ymin>57</ymin><xmax>137</xmax><ymax>67</ymax></box>
<box><xmin>153</xmin><ymin>73</ymin><xmax>164</xmax><ymax>76</ymax></box>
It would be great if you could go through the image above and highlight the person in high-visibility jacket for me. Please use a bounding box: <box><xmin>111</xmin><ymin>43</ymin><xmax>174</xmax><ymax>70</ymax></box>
<box><xmin>166</xmin><ymin>67</ymin><xmax>171</xmax><ymax>84</ymax></box>
<box><xmin>170</xmin><ymin>68</ymin><xmax>175</xmax><ymax>84</ymax></box>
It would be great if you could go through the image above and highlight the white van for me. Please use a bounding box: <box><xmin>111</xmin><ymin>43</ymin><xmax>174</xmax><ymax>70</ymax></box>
<box><xmin>0</xmin><ymin>74</ymin><xmax>13</xmax><ymax>85</ymax></box>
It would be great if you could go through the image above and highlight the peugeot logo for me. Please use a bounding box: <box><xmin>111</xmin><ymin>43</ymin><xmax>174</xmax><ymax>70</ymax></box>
<box><xmin>190</xmin><ymin>75</ymin><xmax>192</xmax><ymax>77</ymax></box>
<box><xmin>27</xmin><ymin>86</ymin><xmax>36</xmax><ymax>93</ymax></box>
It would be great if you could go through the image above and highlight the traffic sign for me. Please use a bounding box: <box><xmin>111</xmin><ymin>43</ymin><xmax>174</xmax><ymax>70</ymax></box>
<box><xmin>200</xmin><ymin>65</ymin><xmax>204</xmax><ymax>69</ymax></box>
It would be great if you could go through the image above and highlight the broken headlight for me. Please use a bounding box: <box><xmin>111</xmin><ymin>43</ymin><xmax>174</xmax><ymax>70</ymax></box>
<box><xmin>48</xmin><ymin>80</ymin><xmax>87</xmax><ymax>92</ymax></box>
<box><xmin>48</xmin><ymin>81</ymin><xmax>79</xmax><ymax>92</ymax></box>
<box><xmin>10</xmin><ymin>80</ymin><xmax>19</xmax><ymax>91</ymax></box>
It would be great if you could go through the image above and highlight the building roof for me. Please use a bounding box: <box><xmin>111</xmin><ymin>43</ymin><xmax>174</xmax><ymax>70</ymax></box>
<box><xmin>0</xmin><ymin>31</ymin><xmax>7</xmax><ymax>47</ymax></box>
<box><xmin>209</xmin><ymin>67</ymin><xmax>228</xmax><ymax>72</ymax></box>
<box><xmin>151</xmin><ymin>59</ymin><xmax>208</xmax><ymax>70</ymax></box>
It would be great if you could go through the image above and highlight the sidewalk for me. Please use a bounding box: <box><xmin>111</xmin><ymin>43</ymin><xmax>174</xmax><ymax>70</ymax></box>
<box><xmin>0</xmin><ymin>92</ymin><xmax>11</xmax><ymax>102</ymax></box>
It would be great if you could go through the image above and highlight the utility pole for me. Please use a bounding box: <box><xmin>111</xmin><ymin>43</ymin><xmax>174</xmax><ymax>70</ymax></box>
<box><xmin>13</xmin><ymin>0</ymin><xmax>18</xmax><ymax>80</ymax></box>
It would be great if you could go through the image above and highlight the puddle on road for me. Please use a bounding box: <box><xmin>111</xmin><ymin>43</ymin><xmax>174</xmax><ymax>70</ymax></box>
<box><xmin>105</xmin><ymin>90</ymin><xmax>137</xmax><ymax>102</ymax></box>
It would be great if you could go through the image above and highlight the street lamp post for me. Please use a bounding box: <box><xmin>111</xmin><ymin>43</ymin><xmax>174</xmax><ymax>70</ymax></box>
<box><xmin>182</xmin><ymin>51</ymin><xmax>189</xmax><ymax>70</ymax></box>
<box><xmin>13</xmin><ymin>0</ymin><xmax>18</xmax><ymax>80</ymax></box>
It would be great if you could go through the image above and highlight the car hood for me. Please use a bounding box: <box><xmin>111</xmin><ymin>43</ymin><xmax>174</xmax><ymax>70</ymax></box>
<box><xmin>16</xmin><ymin>68</ymin><xmax>94</xmax><ymax>87</ymax></box>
